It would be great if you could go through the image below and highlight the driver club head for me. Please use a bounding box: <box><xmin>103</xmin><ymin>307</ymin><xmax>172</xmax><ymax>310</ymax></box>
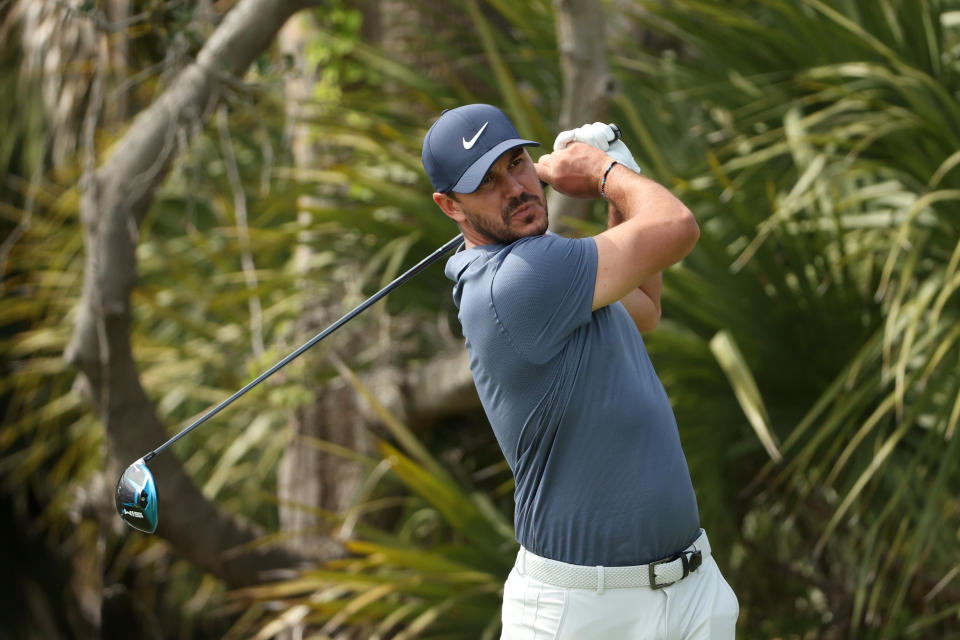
<box><xmin>115</xmin><ymin>458</ymin><xmax>158</xmax><ymax>533</ymax></box>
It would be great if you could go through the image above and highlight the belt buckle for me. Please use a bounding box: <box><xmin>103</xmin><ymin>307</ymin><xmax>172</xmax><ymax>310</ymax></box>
<box><xmin>648</xmin><ymin>550</ymin><xmax>703</xmax><ymax>590</ymax></box>
<box><xmin>648</xmin><ymin>554</ymin><xmax>679</xmax><ymax>590</ymax></box>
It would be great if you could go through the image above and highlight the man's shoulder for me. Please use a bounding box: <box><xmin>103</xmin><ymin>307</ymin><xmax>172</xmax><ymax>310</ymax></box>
<box><xmin>497</xmin><ymin>234</ymin><xmax>596</xmax><ymax>275</ymax></box>
<box><xmin>447</xmin><ymin>234</ymin><xmax>574</xmax><ymax>269</ymax></box>
<box><xmin>502</xmin><ymin>233</ymin><xmax>593</xmax><ymax>262</ymax></box>
<box><xmin>490</xmin><ymin>235</ymin><xmax>597</xmax><ymax>304</ymax></box>
<box><xmin>447</xmin><ymin>234</ymin><xmax>596</xmax><ymax>291</ymax></box>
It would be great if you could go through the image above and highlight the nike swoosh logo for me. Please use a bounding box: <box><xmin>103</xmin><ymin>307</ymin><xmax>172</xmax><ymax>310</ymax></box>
<box><xmin>462</xmin><ymin>122</ymin><xmax>489</xmax><ymax>150</ymax></box>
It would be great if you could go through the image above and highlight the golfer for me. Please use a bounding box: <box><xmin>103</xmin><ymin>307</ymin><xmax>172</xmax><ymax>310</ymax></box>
<box><xmin>422</xmin><ymin>104</ymin><xmax>738</xmax><ymax>639</ymax></box>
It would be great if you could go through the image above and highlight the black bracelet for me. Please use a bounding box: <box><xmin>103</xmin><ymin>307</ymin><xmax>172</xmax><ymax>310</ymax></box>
<box><xmin>600</xmin><ymin>160</ymin><xmax>619</xmax><ymax>199</ymax></box>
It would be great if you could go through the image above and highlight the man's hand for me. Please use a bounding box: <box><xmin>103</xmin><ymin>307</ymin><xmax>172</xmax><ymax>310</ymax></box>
<box><xmin>553</xmin><ymin>122</ymin><xmax>642</xmax><ymax>175</ymax></box>
<box><xmin>534</xmin><ymin>142</ymin><xmax>611</xmax><ymax>199</ymax></box>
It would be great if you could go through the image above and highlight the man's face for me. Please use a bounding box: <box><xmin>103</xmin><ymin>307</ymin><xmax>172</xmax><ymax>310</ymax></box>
<box><xmin>442</xmin><ymin>148</ymin><xmax>548</xmax><ymax>246</ymax></box>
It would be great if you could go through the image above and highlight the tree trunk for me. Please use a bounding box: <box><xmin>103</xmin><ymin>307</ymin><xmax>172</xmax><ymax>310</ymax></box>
<box><xmin>276</xmin><ymin>11</ymin><xmax>372</xmax><ymax>559</ymax></box>
<box><xmin>547</xmin><ymin>0</ymin><xmax>614</xmax><ymax>231</ymax></box>
<box><xmin>64</xmin><ymin>0</ymin><xmax>318</xmax><ymax>588</ymax></box>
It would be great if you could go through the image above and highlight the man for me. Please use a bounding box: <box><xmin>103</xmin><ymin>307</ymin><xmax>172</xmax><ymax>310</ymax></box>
<box><xmin>422</xmin><ymin>103</ymin><xmax>738</xmax><ymax>639</ymax></box>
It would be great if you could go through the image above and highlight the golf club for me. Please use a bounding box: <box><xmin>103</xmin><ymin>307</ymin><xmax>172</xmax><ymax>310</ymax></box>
<box><xmin>116</xmin><ymin>233</ymin><xmax>464</xmax><ymax>533</ymax></box>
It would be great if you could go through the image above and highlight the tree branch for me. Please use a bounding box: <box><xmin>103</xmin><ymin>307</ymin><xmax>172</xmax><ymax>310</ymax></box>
<box><xmin>65</xmin><ymin>0</ymin><xmax>320</xmax><ymax>587</ymax></box>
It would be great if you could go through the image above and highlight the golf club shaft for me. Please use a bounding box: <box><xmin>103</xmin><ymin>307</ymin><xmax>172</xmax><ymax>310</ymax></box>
<box><xmin>143</xmin><ymin>233</ymin><xmax>464</xmax><ymax>463</ymax></box>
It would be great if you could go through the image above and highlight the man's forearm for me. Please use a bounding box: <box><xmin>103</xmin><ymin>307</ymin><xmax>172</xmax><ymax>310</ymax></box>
<box><xmin>638</xmin><ymin>271</ymin><xmax>662</xmax><ymax>310</ymax></box>
<box><xmin>619</xmin><ymin>286</ymin><xmax>659</xmax><ymax>333</ymax></box>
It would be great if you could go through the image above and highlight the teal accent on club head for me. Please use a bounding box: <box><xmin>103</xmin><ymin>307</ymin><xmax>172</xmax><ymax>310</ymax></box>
<box><xmin>116</xmin><ymin>459</ymin><xmax>158</xmax><ymax>533</ymax></box>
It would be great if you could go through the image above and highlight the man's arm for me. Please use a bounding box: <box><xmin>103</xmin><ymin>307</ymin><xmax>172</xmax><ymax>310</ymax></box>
<box><xmin>619</xmin><ymin>284</ymin><xmax>660</xmax><ymax>333</ymax></box>
<box><xmin>534</xmin><ymin>143</ymin><xmax>699</xmax><ymax>312</ymax></box>
<box><xmin>607</xmin><ymin>200</ymin><xmax>662</xmax><ymax>332</ymax></box>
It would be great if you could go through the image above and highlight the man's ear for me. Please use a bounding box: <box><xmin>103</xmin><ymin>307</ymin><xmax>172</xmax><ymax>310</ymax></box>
<box><xmin>433</xmin><ymin>192</ymin><xmax>464</xmax><ymax>223</ymax></box>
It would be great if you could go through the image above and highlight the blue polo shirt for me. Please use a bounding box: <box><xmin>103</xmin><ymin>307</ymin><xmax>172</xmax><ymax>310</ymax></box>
<box><xmin>445</xmin><ymin>233</ymin><xmax>700</xmax><ymax>566</ymax></box>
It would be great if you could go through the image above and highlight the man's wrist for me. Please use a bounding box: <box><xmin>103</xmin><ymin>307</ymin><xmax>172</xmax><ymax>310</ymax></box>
<box><xmin>599</xmin><ymin>160</ymin><xmax>620</xmax><ymax>200</ymax></box>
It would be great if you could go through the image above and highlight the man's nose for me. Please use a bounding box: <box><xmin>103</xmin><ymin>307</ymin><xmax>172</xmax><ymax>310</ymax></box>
<box><xmin>502</xmin><ymin>172</ymin><xmax>525</xmax><ymax>199</ymax></box>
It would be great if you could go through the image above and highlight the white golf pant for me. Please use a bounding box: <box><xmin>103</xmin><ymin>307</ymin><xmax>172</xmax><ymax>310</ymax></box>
<box><xmin>500</xmin><ymin>534</ymin><xmax>738</xmax><ymax>639</ymax></box>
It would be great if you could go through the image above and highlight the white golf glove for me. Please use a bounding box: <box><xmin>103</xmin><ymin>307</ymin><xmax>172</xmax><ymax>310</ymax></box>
<box><xmin>553</xmin><ymin>122</ymin><xmax>642</xmax><ymax>175</ymax></box>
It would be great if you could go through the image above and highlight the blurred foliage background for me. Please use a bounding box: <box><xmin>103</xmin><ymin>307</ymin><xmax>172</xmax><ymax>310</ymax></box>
<box><xmin>2</xmin><ymin>0</ymin><xmax>959</xmax><ymax>638</ymax></box>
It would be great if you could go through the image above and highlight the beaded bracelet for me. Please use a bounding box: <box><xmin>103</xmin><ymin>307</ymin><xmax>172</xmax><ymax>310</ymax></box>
<box><xmin>600</xmin><ymin>160</ymin><xmax>619</xmax><ymax>200</ymax></box>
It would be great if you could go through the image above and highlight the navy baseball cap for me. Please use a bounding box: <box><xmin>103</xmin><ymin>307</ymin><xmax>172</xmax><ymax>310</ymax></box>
<box><xmin>422</xmin><ymin>104</ymin><xmax>539</xmax><ymax>194</ymax></box>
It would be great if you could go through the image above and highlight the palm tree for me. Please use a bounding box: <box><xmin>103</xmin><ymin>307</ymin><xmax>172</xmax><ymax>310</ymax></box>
<box><xmin>629</xmin><ymin>2</ymin><xmax>960</xmax><ymax>636</ymax></box>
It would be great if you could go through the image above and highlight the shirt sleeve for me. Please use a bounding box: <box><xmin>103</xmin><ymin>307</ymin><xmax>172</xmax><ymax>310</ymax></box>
<box><xmin>489</xmin><ymin>235</ymin><xmax>598</xmax><ymax>363</ymax></box>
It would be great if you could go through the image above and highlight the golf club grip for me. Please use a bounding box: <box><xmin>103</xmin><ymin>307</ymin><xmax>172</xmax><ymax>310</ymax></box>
<box><xmin>143</xmin><ymin>233</ymin><xmax>465</xmax><ymax>462</ymax></box>
<box><xmin>607</xmin><ymin>123</ymin><xmax>621</xmax><ymax>143</ymax></box>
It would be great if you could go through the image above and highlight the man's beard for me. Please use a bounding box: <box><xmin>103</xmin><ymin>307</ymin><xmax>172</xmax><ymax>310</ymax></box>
<box><xmin>462</xmin><ymin>192</ymin><xmax>548</xmax><ymax>245</ymax></box>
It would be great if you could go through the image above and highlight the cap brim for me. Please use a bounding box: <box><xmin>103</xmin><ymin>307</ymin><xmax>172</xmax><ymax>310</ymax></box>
<box><xmin>451</xmin><ymin>139</ymin><xmax>540</xmax><ymax>194</ymax></box>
